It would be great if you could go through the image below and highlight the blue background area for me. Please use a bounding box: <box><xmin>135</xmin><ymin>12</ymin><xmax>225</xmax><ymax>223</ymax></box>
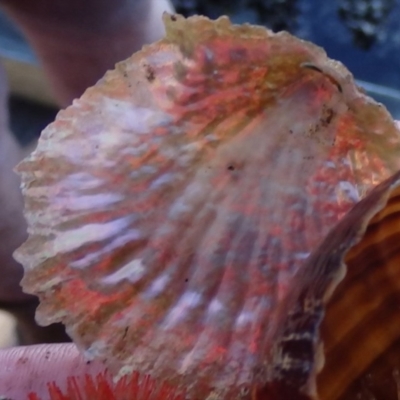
<box><xmin>297</xmin><ymin>1</ymin><xmax>400</xmax><ymax>90</ymax></box>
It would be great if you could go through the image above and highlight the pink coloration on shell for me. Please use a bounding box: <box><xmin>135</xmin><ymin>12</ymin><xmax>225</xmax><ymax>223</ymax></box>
<box><xmin>14</xmin><ymin>13</ymin><xmax>400</xmax><ymax>399</ymax></box>
<box><xmin>28</xmin><ymin>371</ymin><xmax>185</xmax><ymax>400</ymax></box>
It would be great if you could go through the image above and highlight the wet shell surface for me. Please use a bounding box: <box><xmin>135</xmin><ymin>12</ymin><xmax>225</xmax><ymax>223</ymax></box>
<box><xmin>14</xmin><ymin>13</ymin><xmax>400</xmax><ymax>399</ymax></box>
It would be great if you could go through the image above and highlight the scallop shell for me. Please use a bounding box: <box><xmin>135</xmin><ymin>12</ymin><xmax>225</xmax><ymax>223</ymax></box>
<box><xmin>14</xmin><ymin>13</ymin><xmax>400</xmax><ymax>399</ymax></box>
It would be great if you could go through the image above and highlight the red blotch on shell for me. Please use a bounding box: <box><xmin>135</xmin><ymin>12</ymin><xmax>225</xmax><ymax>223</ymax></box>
<box><xmin>27</xmin><ymin>371</ymin><xmax>185</xmax><ymax>400</ymax></box>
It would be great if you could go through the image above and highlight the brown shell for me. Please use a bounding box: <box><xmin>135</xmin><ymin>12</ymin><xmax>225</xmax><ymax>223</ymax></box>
<box><xmin>14</xmin><ymin>13</ymin><xmax>400</xmax><ymax>399</ymax></box>
<box><xmin>318</xmin><ymin>179</ymin><xmax>400</xmax><ymax>400</ymax></box>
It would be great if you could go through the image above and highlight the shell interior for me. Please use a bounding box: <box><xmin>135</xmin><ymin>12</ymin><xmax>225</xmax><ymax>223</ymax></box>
<box><xmin>14</xmin><ymin>13</ymin><xmax>400</xmax><ymax>399</ymax></box>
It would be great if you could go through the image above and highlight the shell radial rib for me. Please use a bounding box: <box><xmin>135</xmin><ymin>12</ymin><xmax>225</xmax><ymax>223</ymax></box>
<box><xmin>14</xmin><ymin>13</ymin><xmax>400</xmax><ymax>400</ymax></box>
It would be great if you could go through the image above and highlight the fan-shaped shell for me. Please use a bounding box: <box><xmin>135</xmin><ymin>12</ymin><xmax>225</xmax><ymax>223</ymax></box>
<box><xmin>14</xmin><ymin>14</ymin><xmax>400</xmax><ymax>399</ymax></box>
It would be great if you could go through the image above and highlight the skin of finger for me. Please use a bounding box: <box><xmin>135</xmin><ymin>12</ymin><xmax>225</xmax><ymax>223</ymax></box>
<box><xmin>0</xmin><ymin>0</ymin><xmax>174</xmax><ymax>106</ymax></box>
<box><xmin>0</xmin><ymin>343</ymin><xmax>105</xmax><ymax>398</ymax></box>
